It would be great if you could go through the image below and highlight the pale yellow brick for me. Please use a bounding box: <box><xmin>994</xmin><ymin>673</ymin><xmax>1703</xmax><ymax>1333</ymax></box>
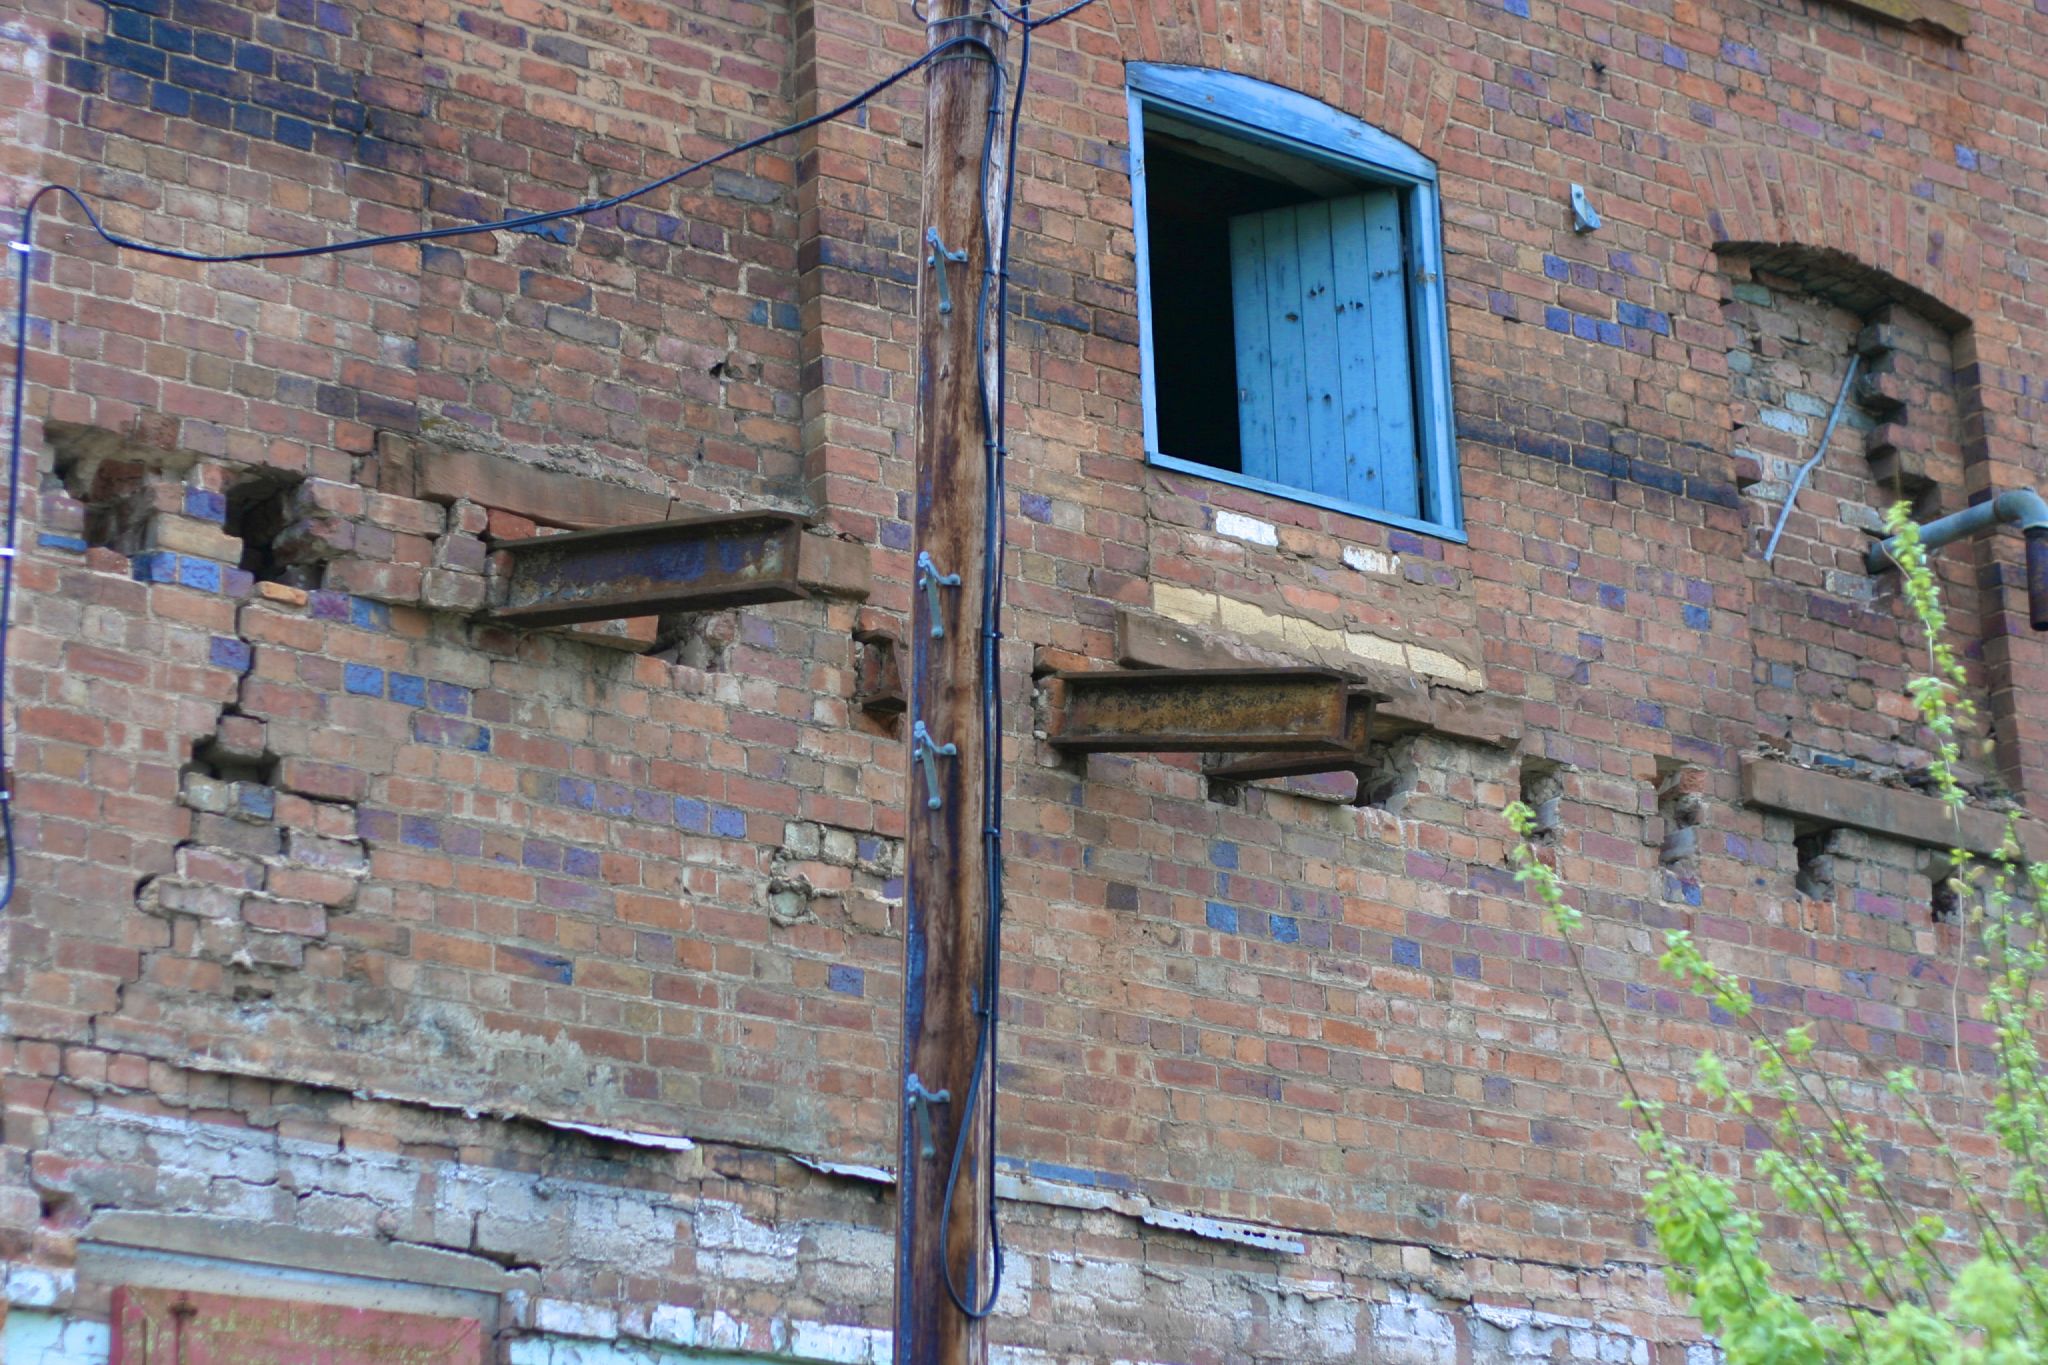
<box><xmin>1153</xmin><ymin>583</ymin><xmax>1218</xmax><ymax>626</ymax></box>
<box><xmin>1407</xmin><ymin>645</ymin><xmax>1484</xmax><ymax>690</ymax></box>
<box><xmin>1342</xmin><ymin>631</ymin><xmax>1408</xmax><ymax>669</ymax></box>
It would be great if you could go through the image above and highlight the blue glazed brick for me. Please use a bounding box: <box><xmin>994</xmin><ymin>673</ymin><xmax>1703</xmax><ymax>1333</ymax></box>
<box><xmin>1453</xmin><ymin>952</ymin><xmax>1481</xmax><ymax>980</ymax></box>
<box><xmin>151</xmin><ymin>82</ymin><xmax>193</xmax><ymax>116</ymax></box>
<box><xmin>177</xmin><ymin>557</ymin><xmax>224</xmax><ymax>592</ymax></box>
<box><xmin>349</xmin><ymin>597</ymin><xmax>390</xmax><ymax>631</ymax></box>
<box><xmin>343</xmin><ymin>663</ymin><xmax>384</xmax><ymax>696</ymax></box>
<box><xmin>400</xmin><ymin>816</ymin><xmax>440</xmax><ymax>849</ymax></box>
<box><xmin>235</xmin><ymin>785</ymin><xmax>275</xmax><ymax>820</ymax></box>
<box><xmin>412</xmin><ymin>714</ymin><xmax>490</xmax><ymax>751</ymax></box>
<box><xmin>1598</xmin><ymin>584</ymin><xmax>1626</xmax><ymax>609</ymax></box>
<box><xmin>827</xmin><ymin>964</ymin><xmax>864</xmax><ymax>996</ymax></box>
<box><xmin>209</xmin><ymin>636</ymin><xmax>252</xmax><ymax>671</ymax></box>
<box><xmin>1204</xmin><ymin>902</ymin><xmax>1238</xmax><ymax>933</ymax></box>
<box><xmin>426</xmin><ymin>680</ymin><xmax>470</xmax><ymax>714</ymax></box>
<box><xmin>1541</xmin><ymin>254</ymin><xmax>1568</xmax><ymax>281</ymax></box>
<box><xmin>1392</xmin><ymin>938</ymin><xmax>1422</xmax><ymax>968</ymax></box>
<box><xmin>1634</xmin><ymin>701</ymin><xmax>1665</xmax><ymax>728</ymax></box>
<box><xmin>880</xmin><ymin>521</ymin><xmax>912</xmax><ymax>551</ymax></box>
<box><xmin>558</xmin><ymin>778</ymin><xmax>597</xmax><ymax>810</ymax></box>
<box><xmin>1544</xmin><ymin>306</ymin><xmax>1571</xmax><ymax>333</ymax></box>
<box><xmin>712</xmin><ymin>807</ymin><xmax>748</xmax><ymax>838</ymax></box>
<box><xmin>233</xmin><ymin>42</ymin><xmax>273</xmax><ymax>74</ymax></box>
<box><xmin>387</xmin><ymin>673</ymin><xmax>425</xmax><ymax>706</ymax></box>
<box><xmin>1595</xmin><ymin>321</ymin><xmax>1624</xmax><ymax>347</ymax></box>
<box><xmin>1683</xmin><ymin>604</ymin><xmax>1711</xmax><ymax>630</ymax></box>
<box><xmin>232</xmin><ymin>103</ymin><xmax>273</xmax><ymax>138</ymax></box>
<box><xmin>1269</xmin><ymin>914</ymin><xmax>1299</xmax><ymax>944</ymax></box>
<box><xmin>1615</xmin><ymin>301</ymin><xmax>1672</xmax><ymax>335</ymax></box>
<box><xmin>673</xmin><ymin>797</ymin><xmax>708</xmax><ymax>832</ymax></box>
<box><xmin>1020</xmin><ymin>493</ymin><xmax>1052</xmax><ymax>523</ymax></box>
<box><xmin>309</xmin><ymin>590</ymin><xmax>350</xmax><ymax>620</ymax></box>
<box><xmin>37</xmin><ymin>533</ymin><xmax>88</xmax><ymax>553</ymax></box>
<box><xmin>1955</xmin><ymin>143</ymin><xmax>1979</xmax><ymax>170</ymax></box>
<box><xmin>563</xmin><ymin>847</ymin><xmax>601</xmax><ymax>878</ymax></box>
<box><xmin>132</xmin><ymin>552</ymin><xmax>178</xmax><ymax>583</ymax></box>
<box><xmin>521</xmin><ymin>839</ymin><xmax>563</xmax><ymax>871</ymax></box>
<box><xmin>1209</xmin><ymin>841</ymin><xmax>1237</xmax><ymax>869</ymax></box>
<box><xmin>183</xmin><ymin>487</ymin><xmax>228</xmax><ymax>523</ymax></box>
<box><xmin>1502</xmin><ymin>0</ymin><xmax>1529</xmax><ymax>15</ymax></box>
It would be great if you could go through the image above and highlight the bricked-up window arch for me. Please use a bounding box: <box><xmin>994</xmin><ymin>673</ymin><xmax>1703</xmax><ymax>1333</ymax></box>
<box><xmin>1127</xmin><ymin>64</ymin><xmax>1463</xmax><ymax>541</ymax></box>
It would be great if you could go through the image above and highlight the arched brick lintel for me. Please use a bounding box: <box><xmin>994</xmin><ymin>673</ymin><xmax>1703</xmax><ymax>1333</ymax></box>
<box><xmin>1105</xmin><ymin>0</ymin><xmax>1456</xmax><ymax>157</ymax></box>
<box><xmin>1688</xmin><ymin>144</ymin><xmax>1979</xmax><ymax>329</ymax></box>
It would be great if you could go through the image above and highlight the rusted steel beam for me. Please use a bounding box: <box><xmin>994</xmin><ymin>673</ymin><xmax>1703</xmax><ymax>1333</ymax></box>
<box><xmin>1045</xmin><ymin>668</ymin><xmax>1354</xmax><ymax>754</ymax></box>
<box><xmin>490</xmin><ymin>512</ymin><xmax>810</xmax><ymax>627</ymax></box>
<box><xmin>1206</xmin><ymin>692</ymin><xmax>1382</xmax><ymax>802</ymax></box>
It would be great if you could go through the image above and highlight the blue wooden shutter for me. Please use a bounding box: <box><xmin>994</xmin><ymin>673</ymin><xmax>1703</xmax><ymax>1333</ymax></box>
<box><xmin>1229</xmin><ymin>190</ymin><xmax>1419</xmax><ymax>518</ymax></box>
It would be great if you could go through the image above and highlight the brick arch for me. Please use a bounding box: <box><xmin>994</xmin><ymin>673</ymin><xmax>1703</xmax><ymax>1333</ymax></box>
<box><xmin>1101</xmin><ymin>0</ymin><xmax>1456</xmax><ymax>154</ymax></box>
<box><xmin>1686</xmin><ymin>144</ymin><xmax>1980</xmax><ymax>324</ymax></box>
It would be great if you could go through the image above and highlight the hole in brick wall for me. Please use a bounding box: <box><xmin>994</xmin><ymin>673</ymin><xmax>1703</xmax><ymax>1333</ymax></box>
<box><xmin>224</xmin><ymin>473</ymin><xmax>310</xmax><ymax>586</ymax></box>
<box><xmin>1795</xmin><ymin>827</ymin><xmax>1840</xmax><ymax>900</ymax></box>
<box><xmin>1518</xmin><ymin>758</ymin><xmax>1563</xmax><ymax>844</ymax></box>
<box><xmin>1931</xmin><ymin>870</ymin><xmax>1963</xmax><ymax>924</ymax></box>
<box><xmin>52</xmin><ymin>453</ymin><xmax>156</xmax><ymax>554</ymax></box>
<box><xmin>654</xmin><ymin>610</ymin><xmax>736</xmax><ymax>671</ymax></box>
<box><xmin>1654</xmin><ymin>761</ymin><xmax>1702</xmax><ymax>865</ymax></box>
<box><xmin>1655</xmin><ymin>761</ymin><xmax>1704</xmax><ymax>905</ymax></box>
<box><xmin>1354</xmin><ymin>737</ymin><xmax>1420</xmax><ymax>812</ymax></box>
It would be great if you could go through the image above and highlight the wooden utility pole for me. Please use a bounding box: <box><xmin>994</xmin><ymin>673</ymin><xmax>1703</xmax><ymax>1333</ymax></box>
<box><xmin>896</xmin><ymin>5</ymin><xmax>1005</xmax><ymax>1364</ymax></box>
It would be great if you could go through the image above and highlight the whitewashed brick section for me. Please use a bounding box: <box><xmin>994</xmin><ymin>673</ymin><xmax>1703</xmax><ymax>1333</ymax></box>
<box><xmin>1214</xmin><ymin>510</ymin><xmax>1278</xmax><ymax>546</ymax></box>
<box><xmin>1342</xmin><ymin>545</ymin><xmax>1400</xmax><ymax>575</ymax></box>
<box><xmin>1372</xmin><ymin>1291</ymin><xmax>1458</xmax><ymax>1363</ymax></box>
<box><xmin>5</xmin><ymin>1264</ymin><xmax>73</xmax><ymax>1307</ymax></box>
<box><xmin>0</xmin><ymin>1312</ymin><xmax>111</xmax><ymax>1365</ymax></box>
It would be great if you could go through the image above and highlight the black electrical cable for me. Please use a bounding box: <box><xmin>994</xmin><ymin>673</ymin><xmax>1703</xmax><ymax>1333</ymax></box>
<box><xmin>936</xmin><ymin>0</ymin><xmax>1032</xmax><ymax>1322</ymax></box>
<box><xmin>0</xmin><ymin>34</ymin><xmax>998</xmax><ymax>917</ymax></box>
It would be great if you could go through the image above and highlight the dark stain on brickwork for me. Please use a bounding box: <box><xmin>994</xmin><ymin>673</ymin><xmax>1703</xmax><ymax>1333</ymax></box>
<box><xmin>58</xmin><ymin>0</ymin><xmax>419</xmax><ymax>171</ymax></box>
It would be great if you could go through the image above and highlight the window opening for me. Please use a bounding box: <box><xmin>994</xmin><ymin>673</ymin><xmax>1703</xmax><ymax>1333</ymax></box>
<box><xmin>1128</xmin><ymin>65</ymin><xmax>1461</xmax><ymax>539</ymax></box>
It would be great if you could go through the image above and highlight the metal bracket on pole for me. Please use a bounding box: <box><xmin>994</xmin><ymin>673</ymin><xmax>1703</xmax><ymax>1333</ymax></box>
<box><xmin>916</xmin><ymin>550</ymin><xmax>962</xmax><ymax>638</ymax></box>
<box><xmin>912</xmin><ymin>721</ymin><xmax>958</xmax><ymax>810</ymax></box>
<box><xmin>926</xmin><ymin>227</ymin><xmax>968</xmax><ymax>314</ymax></box>
<box><xmin>905</xmin><ymin>1073</ymin><xmax>952</xmax><ymax>1160</ymax></box>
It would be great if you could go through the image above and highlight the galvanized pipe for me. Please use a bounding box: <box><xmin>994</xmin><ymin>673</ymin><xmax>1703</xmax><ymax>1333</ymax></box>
<box><xmin>1762</xmin><ymin>350</ymin><xmax>1862</xmax><ymax>564</ymax></box>
<box><xmin>1865</xmin><ymin>488</ymin><xmax>2048</xmax><ymax>631</ymax></box>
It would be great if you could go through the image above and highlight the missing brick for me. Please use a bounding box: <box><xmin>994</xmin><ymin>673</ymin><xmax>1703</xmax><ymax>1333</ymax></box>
<box><xmin>1795</xmin><ymin>828</ymin><xmax>1841</xmax><ymax>901</ymax></box>
<box><xmin>1654</xmin><ymin>761</ymin><xmax>1705</xmax><ymax>905</ymax></box>
<box><xmin>226</xmin><ymin>472</ymin><xmax>313</xmax><ymax>586</ymax></box>
<box><xmin>1931</xmin><ymin>870</ymin><xmax>1963</xmax><ymax>924</ymax></box>
<box><xmin>1519</xmin><ymin>758</ymin><xmax>1564</xmax><ymax>846</ymax></box>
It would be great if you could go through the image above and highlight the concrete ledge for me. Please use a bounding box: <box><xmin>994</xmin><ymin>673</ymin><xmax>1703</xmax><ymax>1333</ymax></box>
<box><xmin>1740</xmin><ymin>758</ymin><xmax>2046</xmax><ymax>861</ymax></box>
<box><xmin>85</xmin><ymin>1213</ymin><xmax>536</xmax><ymax>1303</ymax></box>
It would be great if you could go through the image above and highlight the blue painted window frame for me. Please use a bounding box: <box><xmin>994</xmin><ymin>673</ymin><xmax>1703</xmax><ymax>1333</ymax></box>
<box><xmin>1126</xmin><ymin>64</ymin><xmax>1464</xmax><ymax>542</ymax></box>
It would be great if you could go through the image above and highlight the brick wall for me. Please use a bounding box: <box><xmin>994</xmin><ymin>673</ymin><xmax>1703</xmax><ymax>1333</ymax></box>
<box><xmin>4</xmin><ymin>0</ymin><xmax>2048</xmax><ymax>1356</ymax></box>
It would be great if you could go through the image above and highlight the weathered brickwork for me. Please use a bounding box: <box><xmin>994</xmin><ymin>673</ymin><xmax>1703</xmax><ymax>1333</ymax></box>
<box><xmin>3</xmin><ymin>0</ymin><xmax>2048</xmax><ymax>1356</ymax></box>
